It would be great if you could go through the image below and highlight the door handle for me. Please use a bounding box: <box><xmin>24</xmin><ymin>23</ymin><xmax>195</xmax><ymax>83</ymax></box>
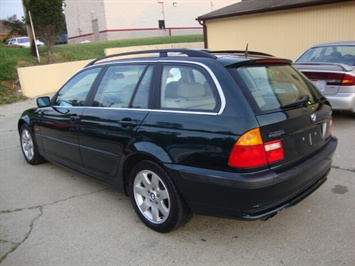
<box><xmin>118</xmin><ymin>118</ymin><xmax>138</xmax><ymax>128</ymax></box>
<box><xmin>70</xmin><ymin>115</ymin><xmax>81</xmax><ymax>122</ymax></box>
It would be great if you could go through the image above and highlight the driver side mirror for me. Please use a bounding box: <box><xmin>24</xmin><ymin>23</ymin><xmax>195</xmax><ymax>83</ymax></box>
<box><xmin>37</xmin><ymin>96</ymin><xmax>51</xmax><ymax>107</ymax></box>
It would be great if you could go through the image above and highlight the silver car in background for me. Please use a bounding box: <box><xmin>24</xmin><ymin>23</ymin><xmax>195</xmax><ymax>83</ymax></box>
<box><xmin>294</xmin><ymin>41</ymin><xmax>355</xmax><ymax>113</ymax></box>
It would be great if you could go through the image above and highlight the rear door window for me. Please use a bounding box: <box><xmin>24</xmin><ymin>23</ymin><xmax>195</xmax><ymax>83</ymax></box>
<box><xmin>93</xmin><ymin>64</ymin><xmax>152</xmax><ymax>108</ymax></box>
<box><xmin>160</xmin><ymin>64</ymin><xmax>218</xmax><ymax>111</ymax></box>
<box><xmin>231</xmin><ymin>65</ymin><xmax>323</xmax><ymax>112</ymax></box>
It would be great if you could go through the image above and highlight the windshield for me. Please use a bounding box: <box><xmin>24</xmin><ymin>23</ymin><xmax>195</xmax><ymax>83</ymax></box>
<box><xmin>230</xmin><ymin>65</ymin><xmax>324</xmax><ymax>112</ymax></box>
<box><xmin>296</xmin><ymin>45</ymin><xmax>355</xmax><ymax>66</ymax></box>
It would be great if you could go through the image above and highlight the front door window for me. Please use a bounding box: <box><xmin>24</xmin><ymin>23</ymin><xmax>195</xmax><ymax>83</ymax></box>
<box><xmin>55</xmin><ymin>68</ymin><xmax>101</xmax><ymax>106</ymax></box>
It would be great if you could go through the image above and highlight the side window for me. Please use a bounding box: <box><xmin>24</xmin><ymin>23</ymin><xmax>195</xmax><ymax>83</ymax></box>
<box><xmin>93</xmin><ymin>64</ymin><xmax>150</xmax><ymax>108</ymax></box>
<box><xmin>55</xmin><ymin>68</ymin><xmax>101</xmax><ymax>106</ymax></box>
<box><xmin>161</xmin><ymin>65</ymin><xmax>217</xmax><ymax>111</ymax></box>
<box><xmin>132</xmin><ymin>66</ymin><xmax>153</xmax><ymax>108</ymax></box>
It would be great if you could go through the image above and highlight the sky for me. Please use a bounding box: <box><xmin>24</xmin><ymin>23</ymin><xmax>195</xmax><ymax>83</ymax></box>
<box><xmin>0</xmin><ymin>0</ymin><xmax>25</xmax><ymax>20</ymax></box>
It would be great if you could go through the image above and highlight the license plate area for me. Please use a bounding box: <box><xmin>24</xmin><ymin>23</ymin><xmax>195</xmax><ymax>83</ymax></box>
<box><xmin>311</xmin><ymin>80</ymin><xmax>326</xmax><ymax>91</ymax></box>
<box><xmin>295</xmin><ymin>125</ymin><xmax>323</xmax><ymax>154</ymax></box>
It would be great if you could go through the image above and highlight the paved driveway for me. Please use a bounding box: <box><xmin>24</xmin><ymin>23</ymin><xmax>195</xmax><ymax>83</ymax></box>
<box><xmin>1</xmin><ymin>99</ymin><xmax>354</xmax><ymax>265</ymax></box>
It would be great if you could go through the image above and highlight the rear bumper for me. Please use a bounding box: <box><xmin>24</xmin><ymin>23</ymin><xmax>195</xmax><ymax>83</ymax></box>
<box><xmin>327</xmin><ymin>92</ymin><xmax>355</xmax><ymax>113</ymax></box>
<box><xmin>165</xmin><ymin>137</ymin><xmax>337</xmax><ymax>220</ymax></box>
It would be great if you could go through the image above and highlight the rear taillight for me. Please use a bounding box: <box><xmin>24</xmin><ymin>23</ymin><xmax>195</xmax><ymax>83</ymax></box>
<box><xmin>326</xmin><ymin>73</ymin><xmax>345</xmax><ymax>85</ymax></box>
<box><xmin>341</xmin><ymin>74</ymin><xmax>355</xmax><ymax>85</ymax></box>
<box><xmin>304</xmin><ymin>72</ymin><xmax>355</xmax><ymax>86</ymax></box>
<box><xmin>228</xmin><ymin>128</ymin><xmax>284</xmax><ymax>168</ymax></box>
<box><xmin>327</xmin><ymin>117</ymin><xmax>333</xmax><ymax>137</ymax></box>
<box><xmin>322</xmin><ymin>118</ymin><xmax>332</xmax><ymax>139</ymax></box>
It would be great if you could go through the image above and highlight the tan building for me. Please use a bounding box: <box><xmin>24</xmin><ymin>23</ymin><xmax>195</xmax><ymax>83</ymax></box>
<box><xmin>63</xmin><ymin>0</ymin><xmax>238</xmax><ymax>44</ymax></box>
<box><xmin>197</xmin><ymin>0</ymin><xmax>355</xmax><ymax>60</ymax></box>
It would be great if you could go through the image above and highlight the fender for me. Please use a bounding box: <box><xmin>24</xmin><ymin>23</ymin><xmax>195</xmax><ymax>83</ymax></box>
<box><xmin>129</xmin><ymin>141</ymin><xmax>172</xmax><ymax>163</ymax></box>
<box><xmin>18</xmin><ymin>114</ymin><xmax>31</xmax><ymax>132</ymax></box>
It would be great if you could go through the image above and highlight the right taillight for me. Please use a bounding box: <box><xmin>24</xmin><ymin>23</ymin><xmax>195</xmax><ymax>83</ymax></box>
<box><xmin>341</xmin><ymin>74</ymin><xmax>355</xmax><ymax>85</ymax></box>
<box><xmin>228</xmin><ymin>128</ymin><xmax>284</xmax><ymax>168</ymax></box>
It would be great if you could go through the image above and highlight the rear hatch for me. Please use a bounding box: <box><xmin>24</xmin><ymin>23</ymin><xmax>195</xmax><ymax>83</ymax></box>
<box><xmin>293</xmin><ymin>63</ymin><xmax>355</xmax><ymax>95</ymax></box>
<box><xmin>228</xmin><ymin>59</ymin><xmax>333</xmax><ymax>171</ymax></box>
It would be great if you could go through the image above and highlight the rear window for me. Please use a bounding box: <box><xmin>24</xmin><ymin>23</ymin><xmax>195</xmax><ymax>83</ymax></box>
<box><xmin>231</xmin><ymin>65</ymin><xmax>323</xmax><ymax>112</ymax></box>
<box><xmin>296</xmin><ymin>45</ymin><xmax>355</xmax><ymax>65</ymax></box>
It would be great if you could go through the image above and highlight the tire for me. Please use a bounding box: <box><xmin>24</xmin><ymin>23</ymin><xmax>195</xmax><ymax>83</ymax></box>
<box><xmin>129</xmin><ymin>160</ymin><xmax>191</xmax><ymax>233</ymax></box>
<box><xmin>20</xmin><ymin>124</ymin><xmax>45</xmax><ymax>165</ymax></box>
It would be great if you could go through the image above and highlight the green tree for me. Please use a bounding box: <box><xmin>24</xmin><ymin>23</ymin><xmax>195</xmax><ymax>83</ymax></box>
<box><xmin>0</xmin><ymin>15</ymin><xmax>27</xmax><ymax>36</ymax></box>
<box><xmin>25</xmin><ymin>0</ymin><xmax>65</xmax><ymax>61</ymax></box>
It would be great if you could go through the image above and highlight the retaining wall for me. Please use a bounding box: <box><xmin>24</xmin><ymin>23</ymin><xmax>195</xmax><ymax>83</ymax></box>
<box><xmin>17</xmin><ymin>42</ymin><xmax>203</xmax><ymax>98</ymax></box>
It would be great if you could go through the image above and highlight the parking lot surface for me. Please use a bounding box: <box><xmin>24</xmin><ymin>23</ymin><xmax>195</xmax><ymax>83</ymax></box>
<box><xmin>1</xmin><ymin>99</ymin><xmax>354</xmax><ymax>265</ymax></box>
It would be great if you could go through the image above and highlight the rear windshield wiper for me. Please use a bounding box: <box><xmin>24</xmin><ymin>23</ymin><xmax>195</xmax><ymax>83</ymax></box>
<box><xmin>281</xmin><ymin>95</ymin><xmax>312</xmax><ymax>109</ymax></box>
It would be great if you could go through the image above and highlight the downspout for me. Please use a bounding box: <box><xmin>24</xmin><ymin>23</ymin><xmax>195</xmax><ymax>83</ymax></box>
<box><xmin>157</xmin><ymin>0</ymin><xmax>166</xmax><ymax>33</ymax></box>
<box><xmin>158</xmin><ymin>1</ymin><xmax>165</xmax><ymax>21</ymax></box>
<box><xmin>197</xmin><ymin>19</ymin><xmax>207</xmax><ymax>49</ymax></box>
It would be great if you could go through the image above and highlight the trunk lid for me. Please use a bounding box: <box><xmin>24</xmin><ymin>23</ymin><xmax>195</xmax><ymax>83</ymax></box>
<box><xmin>256</xmin><ymin>103</ymin><xmax>333</xmax><ymax>171</ymax></box>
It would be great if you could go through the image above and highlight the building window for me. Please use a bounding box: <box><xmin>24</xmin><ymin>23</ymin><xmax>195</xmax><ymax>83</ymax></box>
<box><xmin>158</xmin><ymin>20</ymin><xmax>165</xmax><ymax>30</ymax></box>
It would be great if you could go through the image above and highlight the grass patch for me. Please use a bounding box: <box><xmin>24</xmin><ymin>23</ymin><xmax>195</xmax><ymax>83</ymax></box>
<box><xmin>0</xmin><ymin>35</ymin><xmax>203</xmax><ymax>104</ymax></box>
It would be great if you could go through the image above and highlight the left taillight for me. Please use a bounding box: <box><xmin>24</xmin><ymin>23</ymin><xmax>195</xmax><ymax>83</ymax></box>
<box><xmin>228</xmin><ymin>128</ymin><xmax>284</xmax><ymax>168</ymax></box>
<box><xmin>304</xmin><ymin>72</ymin><xmax>355</xmax><ymax>86</ymax></box>
<box><xmin>327</xmin><ymin>117</ymin><xmax>333</xmax><ymax>138</ymax></box>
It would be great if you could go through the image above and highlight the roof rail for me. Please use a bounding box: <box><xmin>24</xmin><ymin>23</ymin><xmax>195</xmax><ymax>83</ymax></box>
<box><xmin>85</xmin><ymin>48</ymin><xmax>216</xmax><ymax>67</ymax></box>
<box><xmin>210</xmin><ymin>50</ymin><xmax>274</xmax><ymax>57</ymax></box>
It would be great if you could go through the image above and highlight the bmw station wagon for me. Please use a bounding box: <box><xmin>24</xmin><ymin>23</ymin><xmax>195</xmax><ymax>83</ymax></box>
<box><xmin>18</xmin><ymin>49</ymin><xmax>337</xmax><ymax>232</ymax></box>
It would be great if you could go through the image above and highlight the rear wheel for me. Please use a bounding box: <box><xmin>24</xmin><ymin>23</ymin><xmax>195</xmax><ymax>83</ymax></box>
<box><xmin>20</xmin><ymin>124</ymin><xmax>44</xmax><ymax>165</ymax></box>
<box><xmin>129</xmin><ymin>160</ymin><xmax>191</xmax><ymax>233</ymax></box>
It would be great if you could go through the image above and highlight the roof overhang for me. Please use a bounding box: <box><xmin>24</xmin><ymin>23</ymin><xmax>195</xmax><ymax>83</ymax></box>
<box><xmin>197</xmin><ymin>0</ymin><xmax>354</xmax><ymax>23</ymax></box>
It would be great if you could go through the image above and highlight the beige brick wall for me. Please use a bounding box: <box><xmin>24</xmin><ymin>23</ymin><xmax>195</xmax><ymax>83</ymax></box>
<box><xmin>205</xmin><ymin>1</ymin><xmax>355</xmax><ymax>61</ymax></box>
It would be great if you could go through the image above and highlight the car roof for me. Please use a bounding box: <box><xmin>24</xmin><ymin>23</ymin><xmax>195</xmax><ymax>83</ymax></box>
<box><xmin>85</xmin><ymin>49</ymin><xmax>290</xmax><ymax>68</ymax></box>
<box><xmin>309</xmin><ymin>41</ymin><xmax>355</xmax><ymax>47</ymax></box>
<box><xmin>12</xmin><ymin>37</ymin><xmax>29</xmax><ymax>40</ymax></box>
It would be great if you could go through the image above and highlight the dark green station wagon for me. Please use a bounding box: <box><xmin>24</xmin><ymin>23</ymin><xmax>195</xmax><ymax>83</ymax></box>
<box><xmin>18</xmin><ymin>49</ymin><xmax>337</xmax><ymax>232</ymax></box>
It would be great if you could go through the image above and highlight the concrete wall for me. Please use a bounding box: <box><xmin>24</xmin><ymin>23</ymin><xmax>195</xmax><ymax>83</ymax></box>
<box><xmin>18</xmin><ymin>60</ymin><xmax>91</xmax><ymax>98</ymax></box>
<box><xmin>204</xmin><ymin>1</ymin><xmax>355</xmax><ymax>61</ymax></box>
<box><xmin>65</xmin><ymin>0</ymin><xmax>107</xmax><ymax>43</ymax></box>
<box><xmin>17</xmin><ymin>42</ymin><xmax>203</xmax><ymax>98</ymax></box>
<box><xmin>103</xmin><ymin>28</ymin><xmax>203</xmax><ymax>41</ymax></box>
<box><xmin>64</xmin><ymin>0</ymin><xmax>238</xmax><ymax>43</ymax></box>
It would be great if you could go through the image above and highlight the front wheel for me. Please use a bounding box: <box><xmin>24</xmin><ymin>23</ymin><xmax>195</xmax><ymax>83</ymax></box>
<box><xmin>20</xmin><ymin>124</ymin><xmax>45</xmax><ymax>165</ymax></box>
<box><xmin>129</xmin><ymin>160</ymin><xmax>191</xmax><ymax>233</ymax></box>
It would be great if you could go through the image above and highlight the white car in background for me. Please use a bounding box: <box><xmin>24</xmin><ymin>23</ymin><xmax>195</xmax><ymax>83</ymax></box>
<box><xmin>5</xmin><ymin>36</ymin><xmax>44</xmax><ymax>48</ymax></box>
<box><xmin>294</xmin><ymin>41</ymin><xmax>355</xmax><ymax>113</ymax></box>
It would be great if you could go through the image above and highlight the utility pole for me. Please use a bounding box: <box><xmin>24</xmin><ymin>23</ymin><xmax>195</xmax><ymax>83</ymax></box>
<box><xmin>22</xmin><ymin>0</ymin><xmax>39</xmax><ymax>62</ymax></box>
<box><xmin>28</xmin><ymin>10</ymin><xmax>40</xmax><ymax>63</ymax></box>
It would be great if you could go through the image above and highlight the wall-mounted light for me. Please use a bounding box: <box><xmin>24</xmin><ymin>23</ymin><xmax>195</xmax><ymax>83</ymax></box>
<box><xmin>173</xmin><ymin>2</ymin><xmax>177</xmax><ymax>7</ymax></box>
